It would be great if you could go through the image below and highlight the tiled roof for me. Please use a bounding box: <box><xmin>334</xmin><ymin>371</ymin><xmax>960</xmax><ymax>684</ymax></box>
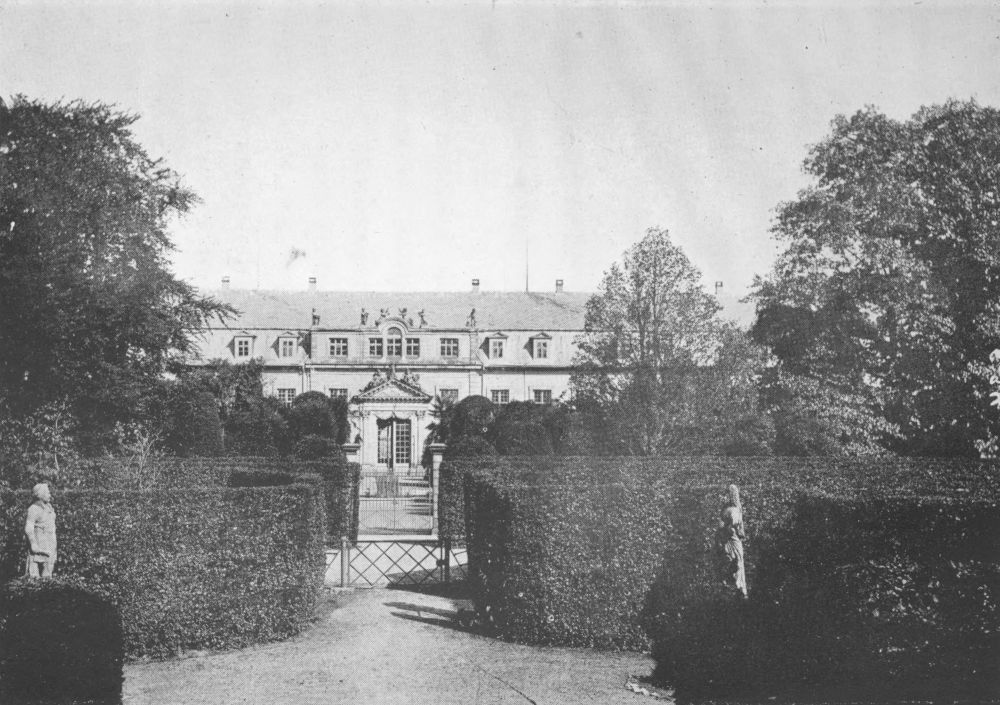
<box><xmin>202</xmin><ymin>289</ymin><xmax>592</xmax><ymax>330</ymax></box>
<box><xmin>200</xmin><ymin>289</ymin><xmax>756</xmax><ymax>331</ymax></box>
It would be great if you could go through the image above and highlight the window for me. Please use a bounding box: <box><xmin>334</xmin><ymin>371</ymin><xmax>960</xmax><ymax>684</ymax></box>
<box><xmin>329</xmin><ymin>388</ymin><xmax>348</xmax><ymax>398</ymax></box>
<box><xmin>277</xmin><ymin>388</ymin><xmax>296</xmax><ymax>406</ymax></box>
<box><xmin>439</xmin><ymin>388</ymin><xmax>459</xmax><ymax>403</ymax></box>
<box><xmin>533</xmin><ymin>340</ymin><xmax>549</xmax><ymax>359</ymax></box>
<box><xmin>490</xmin><ymin>339</ymin><xmax>504</xmax><ymax>358</ymax></box>
<box><xmin>329</xmin><ymin>338</ymin><xmax>348</xmax><ymax>357</ymax></box>
<box><xmin>533</xmin><ymin>389</ymin><xmax>552</xmax><ymax>404</ymax></box>
<box><xmin>406</xmin><ymin>337</ymin><xmax>420</xmax><ymax>357</ymax></box>
<box><xmin>369</xmin><ymin>337</ymin><xmax>383</xmax><ymax>357</ymax></box>
<box><xmin>490</xmin><ymin>389</ymin><xmax>509</xmax><ymax>404</ymax></box>
<box><xmin>386</xmin><ymin>327</ymin><xmax>403</xmax><ymax>357</ymax></box>
<box><xmin>235</xmin><ymin>338</ymin><xmax>251</xmax><ymax>358</ymax></box>
<box><xmin>279</xmin><ymin>338</ymin><xmax>296</xmax><ymax>358</ymax></box>
<box><xmin>440</xmin><ymin>338</ymin><xmax>459</xmax><ymax>357</ymax></box>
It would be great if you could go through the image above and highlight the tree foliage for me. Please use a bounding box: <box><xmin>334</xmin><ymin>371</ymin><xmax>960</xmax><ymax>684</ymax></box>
<box><xmin>751</xmin><ymin>100</ymin><xmax>1000</xmax><ymax>456</ymax></box>
<box><xmin>573</xmin><ymin>228</ymin><xmax>766</xmax><ymax>455</ymax></box>
<box><xmin>0</xmin><ymin>96</ymin><xmax>232</xmax><ymax>447</ymax></box>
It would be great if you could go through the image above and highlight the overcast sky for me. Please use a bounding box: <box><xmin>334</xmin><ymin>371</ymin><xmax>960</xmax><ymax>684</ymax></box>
<box><xmin>2</xmin><ymin>1</ymin><xmax>999</xmax><ymax>297</ymax></box>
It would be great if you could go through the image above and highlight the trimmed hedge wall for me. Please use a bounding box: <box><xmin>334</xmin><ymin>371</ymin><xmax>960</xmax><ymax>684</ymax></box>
<box><xmin>57</xmin><ymin>454</ymin><xmax>360</xmax><ymax>543</ymax></box>
<box><xmin>0</xmin><ymin>480</ymin><xmax>326</xmax><ymax>660</ymax></box>
<box><xmin>461</xmin><ymin>456</ymin><xmax>1000</xmax><ymax>699</ymax></box>
<box><xmin>0</xmin><ymin>576</ymin><xmax>124</xmax><ymax>704</ymax></box>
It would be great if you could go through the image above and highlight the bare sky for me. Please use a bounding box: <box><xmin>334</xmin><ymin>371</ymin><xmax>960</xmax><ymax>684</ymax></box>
<box><xmin>2</xmin><ymin>1</ymin><xmax>999</xmax><ymax>297</ymax></box>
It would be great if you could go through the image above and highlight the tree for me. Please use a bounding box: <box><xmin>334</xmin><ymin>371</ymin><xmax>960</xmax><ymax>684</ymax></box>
<box><xmin>0</xmin><ymin>96</ymin><xmax>232</xmax><ymax>447</ymax></box>
<box><xmin>572</xmin><ymin>228</ymin><xmax>746</xmax><ymax>455</ymax></box>
<box><xmin>751</xmin><ymin>100</ymin><xmax>1000</xmax><ymax>456</ymax></box>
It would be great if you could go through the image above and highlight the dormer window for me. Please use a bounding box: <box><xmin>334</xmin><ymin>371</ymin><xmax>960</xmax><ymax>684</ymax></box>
<box><xmin>531</xmin><ymin>332</ymin><xmax>552</xmax><ymax>359</ymax></box>
<box><xmin>487</xmin><ymin>332</ymin><xmax>507</xmax><ymax>359</ymax></box>
<box><xmin>279</xmin><ymin>337</ymin><xmax>296</xmax><ymax>358</ymax></box>
<box><xmin>235</xmin><ymin>336</ymin><xmax>252</xmax><ymax>358</ymax></box>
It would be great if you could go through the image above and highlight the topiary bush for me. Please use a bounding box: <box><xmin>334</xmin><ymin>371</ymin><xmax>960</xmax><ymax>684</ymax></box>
<box><xmin>294</xmin><ymin>434</ymin><xmax>340</xmax><ymax>460</ymax></box>
<box><xmin>487</xmin><ymin>402</ymin><xmax>556</xmax><ymax>455</ymax></box>
<box><xmin>449</xmin><ymin>395</ymin><xmax>496</xmax><ymax>439</ymax></box>
<box><xmin>0</xmin><ymin>576</ymin><xmax>123</xmax><ymax>705</ymax></box>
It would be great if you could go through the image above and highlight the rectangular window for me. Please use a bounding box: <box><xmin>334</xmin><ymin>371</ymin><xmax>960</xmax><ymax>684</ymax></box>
<box><xmin>277</xmin><ymin>388</ymin><xmax>296</xmax><ymax>406</ymax></box>
<box><xmin>329</xmin><ymin>388</ymin><xmax>348</xmax><ymax>398</ymax></box>
<box><xmin>406</xmin><ymin>337</ymin><xmax>420</xmax><ymax>357</ymax></box>
<box><xmin>279</xmin><ymin>338</ymin><xmax>296</xmax><ymax>357</ymax></box>
<box><xmin>490</xmin><ymin>339</ymin><xmax>504</xmax><ymax>359</ymax></box>
<box><xmin>386</xmin><ymin>337</ymin><xmax>402</xmax><ymax>357</ymax></box>
<box><xmin>439</xmin><ymin>388</ymin><xmax>459</xmax><ymax>404</ymax></box>
<box><xmin>533</xmin><ymin>389</ymin><xmax>552</xmax><ymax>404</ymax></box>
<box><xmin>490</xmin><ymin>389</ymin><xmax>509</xmax><ymax>404</ymax></box>
<box><xmin>236</xmin><ymin>338</ymin><xmax>251</xmax><ymax>357</ymax></box>
<box><xmin>534</xmin><ymin>340</ymin><xmax>549</xmax><ymax>359</ymax></box>
<box><xmin>329</xmin><ymin>338</ymin><xmax>348</xmax><ymax>357</ymax></box>
<box><xmin>440</xmin><ymin>338</ymin><xmax>460</xmax><ymax>357</ymax></box>
<box><xmin>369</xmin><ymin>338</ymin><xmax>383</xmax><ymax>357</ymax></box>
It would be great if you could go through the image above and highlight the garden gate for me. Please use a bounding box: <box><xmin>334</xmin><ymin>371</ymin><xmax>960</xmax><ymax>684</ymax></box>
<box><xmin>333</xmin><ymin>468</ymin><xmax>465</xmax><ymax>587</ymax></box>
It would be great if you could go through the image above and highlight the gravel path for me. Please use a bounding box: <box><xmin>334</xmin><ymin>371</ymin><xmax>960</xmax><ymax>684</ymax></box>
<box><xmin>124</xmin><ymin>587</ymin><xmax>656</xmax><ymax>705</ymax></box>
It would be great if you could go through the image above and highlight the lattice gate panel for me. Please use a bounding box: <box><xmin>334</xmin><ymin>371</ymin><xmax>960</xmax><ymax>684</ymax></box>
<box><xmin>343</xmin><ymin>540</ymin><xmax>466</xmax><ymax>588</ymax></box>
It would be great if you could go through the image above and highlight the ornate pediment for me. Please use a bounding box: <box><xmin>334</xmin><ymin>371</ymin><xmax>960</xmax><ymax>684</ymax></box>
<box><xmin>352</xmin><ymin>367</ymin><xmax>432</xmax><ymax>403</ymax></box>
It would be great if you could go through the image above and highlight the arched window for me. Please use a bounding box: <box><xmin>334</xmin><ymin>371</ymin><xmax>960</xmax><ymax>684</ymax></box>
<box><xmin>386</xmin><ymin>326</ymin><xmax>403</xmax><ymax>357</ymax></box>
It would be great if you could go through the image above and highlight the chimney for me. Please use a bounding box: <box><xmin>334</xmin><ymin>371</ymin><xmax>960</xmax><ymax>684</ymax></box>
<box><xmin>312</xmin><ymin>308</ymin><xmax>320</xmax><ymax>326</ymax></box>
<box><xmin>555</xmin><ymin>279</ymin><xmax>564</xmax><ymax>293</ymax></box>
<box><xmin>221</xmin><ymin>276</ymin><xmax>230</xmax><ymax>290</ymax></box>
<box><xmin>715</xmin><ymin>281</ymin><xmax>724</xmax><ymax>296</ymax></box>
<box><xmin>471</xmin><ymin>278</ymin><xmax>480</xmax><ymax>293</ymax></box>
<box><xmin>308</xmin><ymin>276</ymin><xmax>317</xmax><ymax>292</ymax></box>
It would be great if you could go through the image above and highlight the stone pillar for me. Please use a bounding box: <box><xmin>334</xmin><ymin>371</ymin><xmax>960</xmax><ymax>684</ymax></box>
<box><xmin>341</xmin><ymin>443</ymin><xmax>360</xmax><ymax>465</ymax></box>
<box><xmin>429</xmin><ymin>442</ymin><xmax>446</xmax><ymax>535</ymax></box>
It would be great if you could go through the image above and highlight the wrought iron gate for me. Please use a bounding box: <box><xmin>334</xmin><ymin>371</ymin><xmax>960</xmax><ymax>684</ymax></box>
<box><xmin>333</xmin><ymin>538</ymin><xmax>466</xmax><ymax>588</ymax></box>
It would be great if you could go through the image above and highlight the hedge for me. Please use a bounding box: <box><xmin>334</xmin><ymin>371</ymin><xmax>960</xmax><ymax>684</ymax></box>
<box><xmin>461</xmin><ymin>455</ymin><xmax>1000</xmax><ymax>698</ymax></box>
<box><xmin>52</xmin><ymin>454</ymin><xmax>360</xmax><ymax>543</ymax></box>
<box><xmin>0</xmin><ymin>480</ymin><xmax>326</xmax><ymax>660</ymax></box>
<box><xmin>0</xmin><ymin>576</ymin><xmax>124</xmax><ymax>704</ymax></box>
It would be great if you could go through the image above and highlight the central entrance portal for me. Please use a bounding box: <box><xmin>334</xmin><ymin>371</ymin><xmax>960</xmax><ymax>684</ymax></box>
<box><xmin>376</xmin><ymin>417</ymin><xmax>412</xmax><ymax>470</ymax></box>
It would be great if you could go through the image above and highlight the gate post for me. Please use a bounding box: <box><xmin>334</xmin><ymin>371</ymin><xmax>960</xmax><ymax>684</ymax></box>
<box><xmin>340</xmin><ymin>536</ymin><xmax>350</xmax><ymax>588</ymax></box>
<box><xmin>443</xmin><ymin>536</ymin><xmax>451</xmax><ymax>583</ymax></box>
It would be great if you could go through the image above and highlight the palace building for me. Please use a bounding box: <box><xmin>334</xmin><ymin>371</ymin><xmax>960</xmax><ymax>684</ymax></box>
<box><xmin>190</xmin><ymin>277</ymin><xmax>589</xmax><ymax>474</ymax></box>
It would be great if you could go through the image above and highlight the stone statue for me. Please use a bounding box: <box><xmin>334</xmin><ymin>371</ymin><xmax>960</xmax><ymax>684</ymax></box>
<box><xmin>717</xmin><ymin>483</ymin><xmax>748</xmax><ymax>598</ymax></box>
<box><xmin>25</xmin><ymin>482</ymin><xmax>56</xmax><ymax>579</ymax></box>
<box><xmin>466</xmin><ymin>308</ymin><xmax>476</xmax><ymax>328</ymax></box>
<box><xmin>418</xmin><ymin>309</ymin><xmax>427</xmax><ymax>327</ymax></box>
<box><xmin>360</xmin><ymin>308</ymin><xmax>369</xmax><ymax>325</ymax></box>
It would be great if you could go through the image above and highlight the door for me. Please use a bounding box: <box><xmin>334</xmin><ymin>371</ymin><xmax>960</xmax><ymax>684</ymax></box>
<box><xmin>376</xmin><ymin>417</ymin><xmax>411</xmax><ymax>469</ymax></box>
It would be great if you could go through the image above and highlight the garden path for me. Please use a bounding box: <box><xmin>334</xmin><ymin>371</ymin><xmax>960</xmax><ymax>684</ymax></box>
<box><xmin>124</xmin><ymin>587</ymin><xmax>656</xmax><ymax>705</ymax></box>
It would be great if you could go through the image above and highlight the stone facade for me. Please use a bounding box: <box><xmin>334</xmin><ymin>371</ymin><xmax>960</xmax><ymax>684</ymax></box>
<box><xmin>190</xmin><ymin>282</ymin><xmax>589</xmax><ymax>473</ymax></box>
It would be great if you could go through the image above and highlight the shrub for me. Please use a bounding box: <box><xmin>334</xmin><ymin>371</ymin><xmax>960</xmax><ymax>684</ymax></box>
<box><xmin>487</xmin><ymin>402</ymin><xmax>555</xmax><ymax>455</ymax></box>
<box><xmin>0</xmin><ymin>576</ymin><xmax>123</xmax><ymax>705</ymax></box>
<box><xmin>449</xmin><ymin>395</ymin><xmax>496</xmax><ymax>438</ymax></box>
<box><xmin>0</xmin><ymin>481</ymin><xmax>327</xmax><ymax>659</ymax></box>
<box><xmin>286</xmin><ymin>391</ymin><xmax>338</xmax><ymax>441</ymax></box>
<box><xmin>158</xmin><ymin>381</ymin><xmax>225</xmax><ymax>457</ymax></box>
<box><xmin>224</xmin><ymin>397</ymin><xmax>289</xmax><ymax>456</ymax></box>
<box><xmin>294</xmin><ymin>434</ymin><xmax>340</xmax><ymax>460</ymax></box>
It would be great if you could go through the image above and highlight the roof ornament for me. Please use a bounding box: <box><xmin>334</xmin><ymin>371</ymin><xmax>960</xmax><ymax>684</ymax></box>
<box><xmin>360</xmin><ymin>308</ymin><xmax>368</xmax><ymax>326</ymax></box>
<box><xmin>311</xmin><ymin>308</ymin><xmax>320</xmax><ymax>326</ymax></box>
<box><xmin>401</xmin><ymin>367</ymin><xmax>420</xmax><ymax>387</ymax></box>
<box><xmin>418</xmin><ymin>309</ymin><xmax>427</xmax><ymax>328</ymax></box>
<box><xmin>377</xmin><ymin>308</ymin><xmax>390</xmax><ymax>324</ymax></box>
<box><xmin>465</xmin><ymin>308</ymin><xmax>476</xmax><ymax>329</ymax></box>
